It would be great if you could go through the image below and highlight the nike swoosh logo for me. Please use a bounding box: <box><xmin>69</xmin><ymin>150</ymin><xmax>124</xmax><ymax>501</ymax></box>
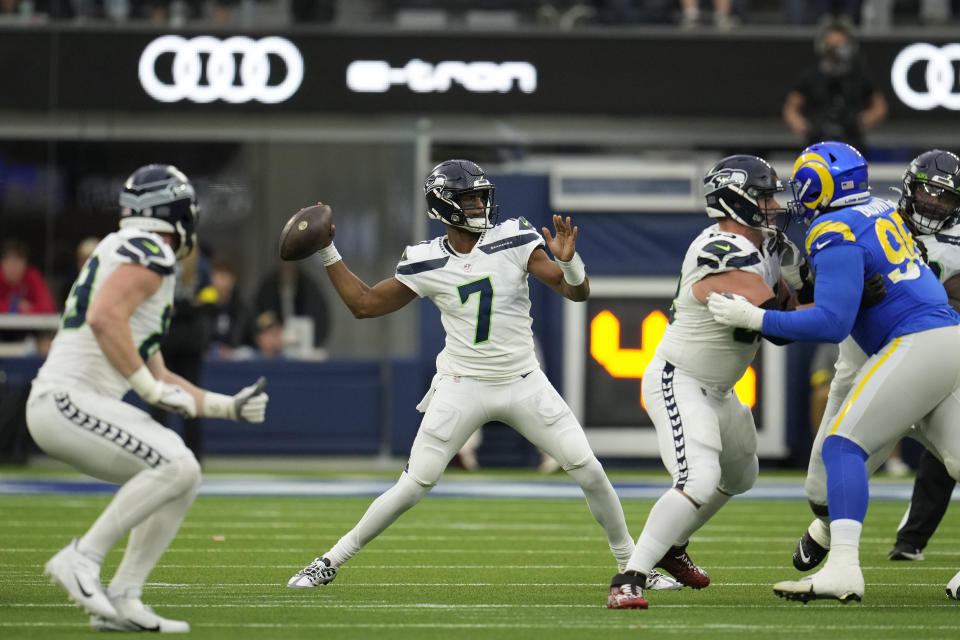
<box><xmin>815</xmin><ymin>241</ymin><xmax>830</xmax><ymax>250</ymax></box>
<box><xmin>714</xmin><ymin>243</ymin><xmax>731</xmax><ymax>251</ymax></box>
<box><xmin>131</xmin><ymin>621</ymin><xmax>161</xmax><ymax>632</ymax></box>
<box><xmin>798</xmin><ymin>546</ymin><xmax>811</xmax><ymax>564</ymax></box>
<box><xmin>74</xmin><ymin>573</ymin><xmax>94</xmax><ymax>598</ymax></box>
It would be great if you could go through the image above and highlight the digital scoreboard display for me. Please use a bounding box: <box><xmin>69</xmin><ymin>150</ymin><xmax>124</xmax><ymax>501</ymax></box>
<box><xmin>562</xmin><ymin>278</ymin><xmax>786</xmax><ymax>458</ymax></box>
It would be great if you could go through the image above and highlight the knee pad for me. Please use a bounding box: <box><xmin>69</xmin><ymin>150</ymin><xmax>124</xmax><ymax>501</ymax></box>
<box><xmin>678</xmin><ymin>456</ymin><xmax>722</xmax><ymax>506</ymax></box>
<box><xmin>404</xmin><ymin>442</ymin><xmax>450</xmax><ymax>488</ymax></box>
<box><xmin>719</xmin><ymin>454</ymin><xmax>758</xmax><ymax>496</ymax></box>
<box><xmin>157</xmin><ymin>454</ymin><xmax>202</xmax><ymax>497</ymax></box>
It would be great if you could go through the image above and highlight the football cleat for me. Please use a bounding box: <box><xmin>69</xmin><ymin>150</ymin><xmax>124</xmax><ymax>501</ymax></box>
<box><xmin>773</xmin><ymin>564</ymin><xmax>864</xmax><ymax>603</ymax></box>
<box><xmin>794</xmin><ymin>530</ymin><xmax>830</xmax><ymax>571</ymax></box>
<box><xmin>44</xmin><ymin>538</ymin><xmax>118</xmax><ymax>620</ymax></box>
<box><xmin>607</xmin><ymin>572</ymin><xmax>648</xmax><ymax>609</ymax></box>
<box><xmin>90</xmin><ymin>597</ymin><xmax>189</xmax><ymax>633</ymax></box>
<box><xmin>656</xmin><ymin>543</ymin><xmax>710</xmax><ymax>589</ymax></box>
<box><xmin>888</xmin><ymin>542</ymin><xmax>924</xmax><ymax>561</ymax></box>
<box><xmin>287</xmin><ymin>556</ymin><xmax>338</xmax><ymax>588</ymax></box>
<box><xmin>946</xmin><ymin>569</ymin><xmax>960</xmax><ymax>600</ymax></box>
<box><xmin>644</xmin><ymin>569</ymin><xmax>682</xmax><ymax>591</ymax></box>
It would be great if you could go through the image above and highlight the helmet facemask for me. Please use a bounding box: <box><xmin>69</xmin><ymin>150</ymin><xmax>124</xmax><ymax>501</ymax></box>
<box><xmin>903</xmin><ymin>179</ymin><xmax>960</xmax><ymax>235</ymax></box>
<box><xmin>424</xmin><ymin>160</ymin><xmax>500</xmax><ymax>233</ymax></box>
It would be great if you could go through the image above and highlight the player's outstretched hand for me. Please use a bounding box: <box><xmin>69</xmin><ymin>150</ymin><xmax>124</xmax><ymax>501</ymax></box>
<box><xmin>232</xmin><ymin>377</ymin><xmax>269</xmax><ymax>423</ymax></box>
<box><xmin>542</xmin><ymin>215</ymin><xmax>578</xmax><ymax>262</ymax></box>
<box><xmin>706</xmin><ymin>292</ymin><xmax>766</xmax><ymax>331</ymax></box>
<box><xmin>202</xmin><ymin>377</ymin><xmax>269</xmax><ymax>423</ymax></box>
<box><xmin>150</xmin><ymin>382</ymin><xmax>198</xmax><ymax>418</ymax></box>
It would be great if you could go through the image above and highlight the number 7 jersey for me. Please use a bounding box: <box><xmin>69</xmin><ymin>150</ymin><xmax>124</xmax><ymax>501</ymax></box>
<box><xmin>395</xmin><ymin>217</ymin><xmax>544</xmax><ymax>378</ymax></box>
<box><xmin>34</xmin><ymin>229</ymin><xmax>177</xmax><ymax>399</ymax></box>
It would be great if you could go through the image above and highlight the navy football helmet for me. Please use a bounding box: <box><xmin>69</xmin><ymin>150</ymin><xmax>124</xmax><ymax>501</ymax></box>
<box><xmin>898</xmin><ymin>149</ymin><xmax>960</xmax><ymax>235</ymax></box>
<box><xmin>788</xmin><ymin>141</ymin><xmax>870</xmax><ymax>225</ymax></box>
<box><xmin>703</xmin><ymin>154</ymin><xmax>787</xmax><ymax>228</ymax></box>
<box><xmin>119</xmin><ymin>164</ymin><xmax>198</xmax><ymax>259</ymax></box>
<box><xmin>424</xmin><ymin>159</ymin><xmax>499</xmax><ymax>232</ymax></box>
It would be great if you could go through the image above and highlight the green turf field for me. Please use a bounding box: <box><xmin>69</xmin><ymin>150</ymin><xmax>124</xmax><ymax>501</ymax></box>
<box><xmin>2</xmin><ymin>473</ymin><xmax>959</xmax><ymax>639</ymax></box>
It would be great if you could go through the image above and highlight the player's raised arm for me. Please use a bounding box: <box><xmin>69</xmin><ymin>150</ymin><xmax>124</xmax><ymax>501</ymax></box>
<box><xmin>530</xmin><ymin>214</ymin><xmax>589</xmax><ymax>301</ymax></box>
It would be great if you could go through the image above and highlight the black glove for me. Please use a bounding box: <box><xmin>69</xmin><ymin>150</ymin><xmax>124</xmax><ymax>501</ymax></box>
<box><xmin>860</xmin><ymin>272</ymin><xmax>887</xmax><ymax>309</ymax></box>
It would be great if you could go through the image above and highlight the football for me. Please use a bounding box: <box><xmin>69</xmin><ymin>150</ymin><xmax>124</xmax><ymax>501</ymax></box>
<box><xmin>278</xmin><ymin>204</ymin><xmax>333</xmax><ymax>261</ymax></box>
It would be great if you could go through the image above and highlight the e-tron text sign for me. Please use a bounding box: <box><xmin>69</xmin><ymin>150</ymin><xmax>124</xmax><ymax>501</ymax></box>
<box><xmin>7</xmin><ymin>28</ymin><xmax>960</xmax><ymax>117</ymax></box>
<box><xmin>891</xmin><ymin>43</ymin><xmax>960</xmax><ymax>111</ymax></box>
<box><xmin>139</xmin><ymin>35</ymin><xmax>304</xmax><ymax>104</ymax></box>
<box><xmin>346</xmin><ymin>59</ymin><xmax>536</xmax><ymax>94</ymax></box>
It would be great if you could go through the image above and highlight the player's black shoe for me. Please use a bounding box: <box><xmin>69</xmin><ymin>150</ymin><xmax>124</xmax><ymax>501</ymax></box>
<box><xmin>888</xmin><ymin>541</ymin><xmax>924</xmax><ymax>561</ymax></box>
<box><xmin>793</xmin><ymin>530</ymin><xmax>829</xmax><ymax>571</ymax></box>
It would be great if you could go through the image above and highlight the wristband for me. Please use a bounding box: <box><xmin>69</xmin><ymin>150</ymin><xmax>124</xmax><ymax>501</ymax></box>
<box><xmin>317</xmin><ymin>242</ymin><xmax>342</xmax><ymax>267</ymax></box>
<box><xmin>203</xmin><ymin>391</ymin><xmax>236</xmax><ymax>420</ymax></box>
<box><xmin>556</xmin><ymin>252</ymin><xmax>586</xmax><ymax>286</ymax></box>
<box><xmin>127</xmin><ymin>365</ymin><xmax>159</xmax><ymax>402</ymax></box>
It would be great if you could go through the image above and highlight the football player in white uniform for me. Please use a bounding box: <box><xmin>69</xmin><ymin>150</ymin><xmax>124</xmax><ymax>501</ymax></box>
<box><xmin>287</xmin><ymin>159</ymin><xmax>678</xmax><ymax>591</ymax></box>
<box><xmin>607</xmin><ymin>155</ymin><xmax>807</xmax><ymax>609</ymax></box>
<box><xmin>786</xmin><ymin>150</ymin><xmax>960</xmax><ymax>599</ymax></box>
<box><xmin>28</xmin><ymin>165</ymin><xmax>269</xmax><ymax>632</ymax></box>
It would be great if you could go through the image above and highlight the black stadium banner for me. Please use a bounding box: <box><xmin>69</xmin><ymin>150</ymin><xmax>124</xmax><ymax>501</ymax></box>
<box><xmin>1</xmin><ymin>27</ymin><xmax>958</xmax><ymax>119</ymax></box>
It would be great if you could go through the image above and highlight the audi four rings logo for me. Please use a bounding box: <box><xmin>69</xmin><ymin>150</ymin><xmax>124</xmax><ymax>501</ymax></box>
<box><xmin>139</xmin><ymin>35</ymin><xmax>304</xmax><ymax>104</ymax></box>
<box><xmin>891</xmin><ymin>43</ymin><xmax>960</xmax><ymax>111</ymax></box>
<box><xmin>346</xmin><ymin>59</ymin><xmax>537</xmax><ymax>94</ymax></box>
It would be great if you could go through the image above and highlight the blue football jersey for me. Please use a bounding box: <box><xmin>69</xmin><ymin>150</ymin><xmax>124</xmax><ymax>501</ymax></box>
<box><xmin>804</xmin><ymin>197</ymin><xmax>959</xmax><ymax>354</ymax></box>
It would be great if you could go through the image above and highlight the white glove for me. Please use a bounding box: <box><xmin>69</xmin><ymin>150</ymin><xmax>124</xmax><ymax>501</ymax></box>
<box><xmin>706</xmin><ymin>292</ymin><xmax>766</xmax><ymax>331</ymax></box>
<box><xmin>203</xmin><ymin>377</ymin><xmax>269</xmax><ymax>423</ymax></box>
<box><xmin>128</xmin><ymin>365</ymin><xmax>197</xmax><ymax>417</ymax></box>
<box><xmin>778</xmin><ymin>233</ymin><xmax>814</xmax><ymax>295</ymax></box>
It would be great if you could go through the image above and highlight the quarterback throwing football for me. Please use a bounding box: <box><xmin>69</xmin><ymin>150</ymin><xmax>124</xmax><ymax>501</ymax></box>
<box><xmin>287</xmin><ymin>159</ymin><xmax>677</xmax><ymax>591</ymax></box>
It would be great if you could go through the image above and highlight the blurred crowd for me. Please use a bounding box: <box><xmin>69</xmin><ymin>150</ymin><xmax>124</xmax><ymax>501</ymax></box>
<box><xmin>0</xmin><ymin>235</ymin><xmax>330</xmax><ymax>364</ymax></box>
<box><xmin>1</xmin><ymin>0</ymin><xmax>958</xmax><ymax>29</ymax></box>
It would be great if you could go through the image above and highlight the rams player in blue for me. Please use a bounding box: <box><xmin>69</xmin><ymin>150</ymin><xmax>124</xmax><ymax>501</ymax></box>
<box><xmin>707</xmin><ymin>141</ymin><xmax>960</xmax><ymax>602</ymax></box>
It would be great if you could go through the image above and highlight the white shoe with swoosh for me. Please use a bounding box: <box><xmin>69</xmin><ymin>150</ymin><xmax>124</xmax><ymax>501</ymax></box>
<box><xmin>90</xmin><ymin>597</ymin><xmax>189</xmax><ymax>633</ymax></box>
<box><xmin>44</xmin><ymin>538</ymin><xmax>118</xmax><ymax>620</ymax></box>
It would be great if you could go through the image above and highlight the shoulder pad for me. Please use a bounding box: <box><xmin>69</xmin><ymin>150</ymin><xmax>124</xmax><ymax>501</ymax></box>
<box><xmin>479</xmin><ymin>219</ymin><xmax>542</xmax><ymax>255</ymax></box>
<box><xmin>695</xmin><ymin>235</ymin><xmax>761</xmax><ymax>271</ymax></box>
<box><xmin>115</xmin><ymin>233</ymin><xmax>176</xmax><ymax>275</ymax></box>
<box><xmin>804</xmin><ymin>213</ymin><xmax>859</xmax><ymax>256</ymax></box>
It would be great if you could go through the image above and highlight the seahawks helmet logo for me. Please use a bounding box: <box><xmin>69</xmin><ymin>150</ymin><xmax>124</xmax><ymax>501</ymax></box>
<box><xmin>705</xmin><ymin>168</ymin><xmax>748</xmax><ymax>195</ymax></box>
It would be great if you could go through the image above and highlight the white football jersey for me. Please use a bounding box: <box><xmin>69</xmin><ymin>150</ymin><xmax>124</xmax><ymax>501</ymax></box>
<box><xmin>34</xmin><ymin>229</ymin><xmax>178</xmax><ymax>399</ymax></box>
<box><xmin>924</xmin><ymin>225</ymin><xmax>960</xmax><ymax>282</ymax></box>
<box><xmin>656</xmin><ymin>225</ymin><xmax>780</xmax><ymax>390</ymax></box>
<box><xmin>395</xmin><ymin>217</ymin><xmax>544</xmax><ymax>378</ymax></box>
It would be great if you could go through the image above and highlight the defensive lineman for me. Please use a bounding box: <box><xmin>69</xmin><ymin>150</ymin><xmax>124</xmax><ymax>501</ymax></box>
<box><xmin>787</xmin><ymin>150</ymin><xmax>960</xmax><ymax>595</ymax></box>
<box><xmin>29</xmin><ymin>165</ymin><xmax>269</xmax><ymax>632</ymax></box>
<box><xmin>608</xmin><ymin>155</ymin><xmax>810</xmax><ymax>609</ymax></box>
<box><xmin>707</xmin><ymin>141</ymin><xmax>960</xmax><ymax>602</ymax></box>
<box><xmin>287</xmin><ymin>159</ymin><xmax>674</xmax><ymax>590</ymax></box>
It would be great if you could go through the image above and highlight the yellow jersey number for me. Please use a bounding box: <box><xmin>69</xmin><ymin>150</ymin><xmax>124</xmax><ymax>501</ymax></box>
<box><xmin>875</xmin><ymin>212</ymin><xmax>923</xmax><ymax>283</ymax></box>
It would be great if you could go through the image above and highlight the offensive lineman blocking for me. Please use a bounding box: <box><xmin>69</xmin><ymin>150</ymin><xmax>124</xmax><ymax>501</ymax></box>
<box><xmin>29</xmin><ymin>165</ymin><xmax>270</xmax><ymax>632</ymax></box>
<box><xmin>287</xmin><ymin>159</ymin><xmax>678</xmax><ymax>590</ymax></box>
<box><xmin>607</xmin><ymin>155</ymin><xmax>810</xmax><ymax>609</ymax></box>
